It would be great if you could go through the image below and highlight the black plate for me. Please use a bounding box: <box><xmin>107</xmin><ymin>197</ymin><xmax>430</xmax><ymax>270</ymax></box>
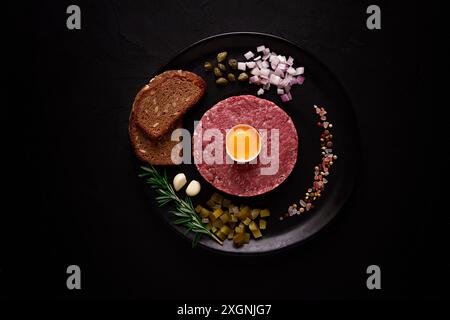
<box><xmin>137</xmin><ymin>32</ymin><xmax>360</xmax><ymax>254</ymax></box>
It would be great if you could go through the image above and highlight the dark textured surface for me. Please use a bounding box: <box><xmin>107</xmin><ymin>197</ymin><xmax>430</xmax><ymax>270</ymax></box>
<box><xmin>3</xmin><ymin>0</ymin><xmax>444</xmax><ymax>300</ymax></box>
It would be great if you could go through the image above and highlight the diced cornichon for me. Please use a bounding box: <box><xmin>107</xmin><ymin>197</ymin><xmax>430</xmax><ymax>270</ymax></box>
<box><xmin>243</xmin><ymin>217</ymin><xmax>252</xmax><ymax>226</ymax></box>
<box><xmin>251</xmin><ymin>228</ymin><xmax>262</xmax><ymax>239</ymax></box>
<box><xmin>260</xmin><ymin>208</ymin><xmax>271</xmax><ymax>217</ymax></box>
<box><xmin>259</xmin><ymin>219</ymin><xmax>267</xmax><ymax>230</ymax></box>
<box><xmin>251</xmin><ymin>209</ymin><xmax>260</xmax><ymax>219</ymax></box>
<box><xmin>195</xmin><ymin>205</ymin><xmax>203</xmax><ymax>214</ymax></box>
<box><xmin>210</xmin><ymin>192</ymin><xmax>224</xmax><ymax>204</ymax></box>
<box><xmin>222</xmin><ymin>198</ymin><xmax>232</xmax><ymax>207</ymax></box>
<box><xmin>216</xmin><ymin>231</ymin><xmax>227</xmax><ymax>241</ymax></box>
<box><xmin>235</xmin><ymin>226</ymin><xmax>244</xmax><ymax>234</ymax></box>
<box><xmin>249</xmin><ymin>221</ymin><xmax>258</xmax><ymax>232</ymax></box>
<box><xmin>200</xmin><ymin>208</ymin><xmax>211</xmax><ymax>218</ymax></box>
<box><xmin>219</xmin><ymin>213</ymin><xmax>230</xmax><ymax>223</ymax></box>
<box><xmin>220</xmin><ymin>225</ymin><xmax>231</xmax><ymax>235</ymax></box>
<box><xmin>212</xmin><ymin>208</ymin><xmax>223</xmax><ymax>219</ymax></box>
<box><xmin>233</xmin><ymin>233</ymin><xmax>246</xmax><ymax>246</ymax></box>
<box><xmin>213</xmin><ymin>219</ymin><xmax>223</xmax><ymax>229</ymax></box>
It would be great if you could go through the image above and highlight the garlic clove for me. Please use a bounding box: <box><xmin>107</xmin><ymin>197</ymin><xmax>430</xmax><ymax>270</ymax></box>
<box><xmin>186</xmin><ymin>180</ymin><xmax>201</xmax><ymax>197</ymax></box>
<box><xmin>173</xmin><ymin>173</ymin><xmax>187</xmax><ymax>191</ymax></box>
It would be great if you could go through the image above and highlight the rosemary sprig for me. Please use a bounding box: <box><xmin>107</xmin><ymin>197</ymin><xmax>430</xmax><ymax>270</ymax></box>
<box><xmin>139</xmin><ymin>166</ymin><xmax>223</xmax><ymax>247</ymax></box>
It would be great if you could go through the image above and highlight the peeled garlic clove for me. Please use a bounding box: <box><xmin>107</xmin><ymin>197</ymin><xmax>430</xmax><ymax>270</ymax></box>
<box><xmin>186</xmin><ymin>180</ymin><xmax>201</xmax><ymax>197</ymax></box>
<box><xmin>173</xmin><ymin>173</ymin><xmax>187</xmax><ymax>191</ymax></box>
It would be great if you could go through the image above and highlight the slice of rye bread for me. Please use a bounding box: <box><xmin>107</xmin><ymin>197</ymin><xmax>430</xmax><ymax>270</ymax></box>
<box><xmin>133</xmin><ymin>70</ymin><xmax>206</xmax><ymax>140</ymax></box>
<box><xmin>129</xmin><ymin>113</ymin><xmax>183</xmax><ymax>165</ymax></box>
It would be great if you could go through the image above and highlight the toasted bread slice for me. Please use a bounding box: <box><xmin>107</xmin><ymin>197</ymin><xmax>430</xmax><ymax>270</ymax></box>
<box><xmin>133</xmin><ymin>70</ymin><xmax>205</xmax><ymax>140</ymax></box>
<box><xmin>129</xmin><ymin>112</ymin><xmax>183</xmax><ymax>165</ymax></box>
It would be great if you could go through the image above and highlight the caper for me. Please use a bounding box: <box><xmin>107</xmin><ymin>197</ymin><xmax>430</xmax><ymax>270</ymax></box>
<box><xmin>228</xmin><ymin>59</ymin><xmax>238</xmax><ymax>69</ymax></box>
<box><xmin>213</xmin><ymin>67</ymin><xmax>223</xmax><ymax>77</ymax></box>
<box><xmin>218</xmin><ymin>63</ymin><xmax>227</xmax><ymax>72</ymax></box>
<box><xmin>237</xmin><ymin>72</ymin><xmax>249</xmax><ymax>82</ymax></box>
<box><xmin>217</xmin><ymin>51</ymin><xmax>228</xmax><ymax>62</ymax></box>
<box><xmin>216</xmin><ymin>77</ymin><xmax>229</xmax><ymax>86</ymax></box>
<box><xmin>227</xmin><ymin>73</ymin><xmax>236</xmax><ymax>82</ymax></box>
<box><xmin>203</xmin><ymin>61</ymin><xmax>213</xmax><ymax>71</ymax></box>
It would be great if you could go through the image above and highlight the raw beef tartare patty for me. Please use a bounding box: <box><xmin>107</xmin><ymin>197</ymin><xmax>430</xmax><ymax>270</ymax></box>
<box><xmin>193</xmin><ymin>95</ymin><xmax>298</xmax><ymax>196</ymax></box>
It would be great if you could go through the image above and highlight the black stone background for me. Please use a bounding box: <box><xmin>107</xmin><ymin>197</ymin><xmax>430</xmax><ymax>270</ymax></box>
<box><xmin>2</xmin><ymin>0</ymin><xmax>445</xmax><ymax>301</ymax></box>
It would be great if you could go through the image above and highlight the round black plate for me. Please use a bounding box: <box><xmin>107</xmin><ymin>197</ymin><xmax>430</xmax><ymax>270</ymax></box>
<box><xmin>138</xmin><ymin>32</ymin><xmax>360</xmax><ymax>254</ymax></box>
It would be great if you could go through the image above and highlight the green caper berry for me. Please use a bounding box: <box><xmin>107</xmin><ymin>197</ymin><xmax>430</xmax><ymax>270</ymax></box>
<box><xmin>228</xmin><ymin>59</ymin><xmax>238</xmax><ymax>69</ymax></box>
<box><xmin>218</xmin><ymin>63</ymin><xmax>227</xmax><ymax>72</ymax></box>
<box><xmin>213</xmin><ymin>67</ymin><xmax>223</xmax><ymax>77</ymax></box>
<box><xmin>237</xmin><ymin>72</ymin><xmax>249</xmax><ymax>82</ymax></box>
<box><xmin>217</xmin><ymin>51</ymin><xmax>228</xmax><ymax>62</ymax></box>
<box><xmin>216</xmin><ymin>77</ymin><xmax>229</xmax><ymax>86</ymax></box>
<box><xmin>227</xmin><ymin>73</ymin><xmax>236</xmax><ymax>82</ymax></box>
<box><xmin>203</xmin><ymin>61</ymin><xmax>213</xmax><ymax>71</ymax></box>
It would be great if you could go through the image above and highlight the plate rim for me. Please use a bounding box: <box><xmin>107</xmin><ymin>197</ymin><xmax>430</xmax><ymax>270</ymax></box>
<box><xmin>140</xmin><ymin>31</ymin><xmax>361</xmax><ymax>256</ymax></box>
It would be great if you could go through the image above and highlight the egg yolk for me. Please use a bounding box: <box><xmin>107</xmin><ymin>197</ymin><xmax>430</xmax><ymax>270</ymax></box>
<box><xmin>226</xmin><ymin>125</ymin><xmax>261</xmax><ymax>161</ymax></box>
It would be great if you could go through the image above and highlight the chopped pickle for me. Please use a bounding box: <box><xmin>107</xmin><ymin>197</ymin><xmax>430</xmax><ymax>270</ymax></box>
<box><xmin>206</xmin><ymin>199</ymin><xmax>221</xmax><ymax>210</ymax></box>
<box><xmin>249</xmin><ymin>221</ymin><xmax>258</xmax><ymax>232</ymax></box>
<box><xmin>210</xmin><ymin>192</ymin><xmax>223</xmax><ymax>204</ymax></box>
<box><xmin>260</xmin><ymin>208</ymin><xmax>271</xmax><ymax>218</ymax></box>
<box><xmin>259</xmin><ymin>219</ymin><xmax>267</xmax><ymax>230</ymax></box>
<box><xmin>219</xmin><ymin>213</ymin><xmax>230</xmax><ymax>224</ymax></box>
<box><xmin>250</xmin><ymin>209</ymin><xmax>260</xmax><ymax>219</ymax></box>
<box><xmin>222</xmin><ymin>198</ymin><xmax>232</xmax><ymax>207</ymax></box>
<box><xmin>200</xmin><ymin>208</ymin><xmax>211</xmax><ymax>218</ymax></box>
<box><xmin>251</xmin><ymin>228</ymin><xmax>262</xmax><ymax>239</ymax></box>
<box><xmin>233</xmin><ymin>233</ymin><xmax>246</xmax><ymax>246</ymax></box>
<box><xmin>200</xmin><ymin>192</ymin><xmax>270</xmax><ymax>247</ymax></box>
<box><xmin>213</xmin><ymin>219</ymin><xmax>223</xmax><ymax>229</ymax></box>
<box><xmin>216</xmin><ymin>231</ymin><xmax>227</xmax><ymax>241</ymax></box>
<box><xmin>220</xmin><ymin>225</ymin><xmax>231</xmax><ymax>235</ymax></box>
<box><xmin>212</xmin><ymin>208</ymin><xmax>223</xmax><ymax>219</ymax></box>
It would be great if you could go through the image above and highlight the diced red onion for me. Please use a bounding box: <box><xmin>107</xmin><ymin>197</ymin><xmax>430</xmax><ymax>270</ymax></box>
<box><xmin>287</xmin><ymin>67</ymin><xmax>296</xmax><ymax>75</ymax></box>
<box><xmin>273</xmin><ymin>68</ymin><xmax>284</xmax><ymax>77</ymax></box>
<box><xmin>296</xmin><ymin>67</ymin><xmax>304</xmax><ymax>75</ymax></box>
<box><xmin>269</xmin><ymin>74</ymin><xmax>281</xmax><ymax>85</ymax></box>
<box><xmin>249</xmin><ymin>75</ymin><xmax>260</xmax><ymax>84</ymax></box>
<box><xmin>260</xmin><ymin>68</ymin><xmax>270</xmax><ymax>77</ymax></box>
<box><xmin>238</xmin><ymin>45</ymin><xmax>305</xmax><ymax>102</ymax></box>
<box><xmin>296</xmin><ymin>76</ymin><xmax>305</xmax><ymax>85</ymax></box>
<box><xmin>244</xmin><ymin>51</ymin><xmax>254</xmax><ymax>60</ymax></box>
<box><xmin>257</xmin><ymin>45</ymin><xmax>266</xmax><ymax>52</ymax></box>
<box><xmin>281</xmin><ymin>93</ymin><xmax>291</xmax><ymax>102</ymax></box>
<box><xmin>287</xmin><ymin>56</ymin><xmax>294</xmax><ymax>65</ymax></box>
<box><xmin>251</xmin><ymin>68</ymin><xmax>261</xmax><ymax>76</ymax></box>
<box><xmin>246</xmin><ymin>61</ymin><xmax>256</xmax><ymax>69</ymax></box>
<box><xmin>259</xmin><ymin>77</ymin><xmax>269</xmax><ymax>85</ymax></box>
